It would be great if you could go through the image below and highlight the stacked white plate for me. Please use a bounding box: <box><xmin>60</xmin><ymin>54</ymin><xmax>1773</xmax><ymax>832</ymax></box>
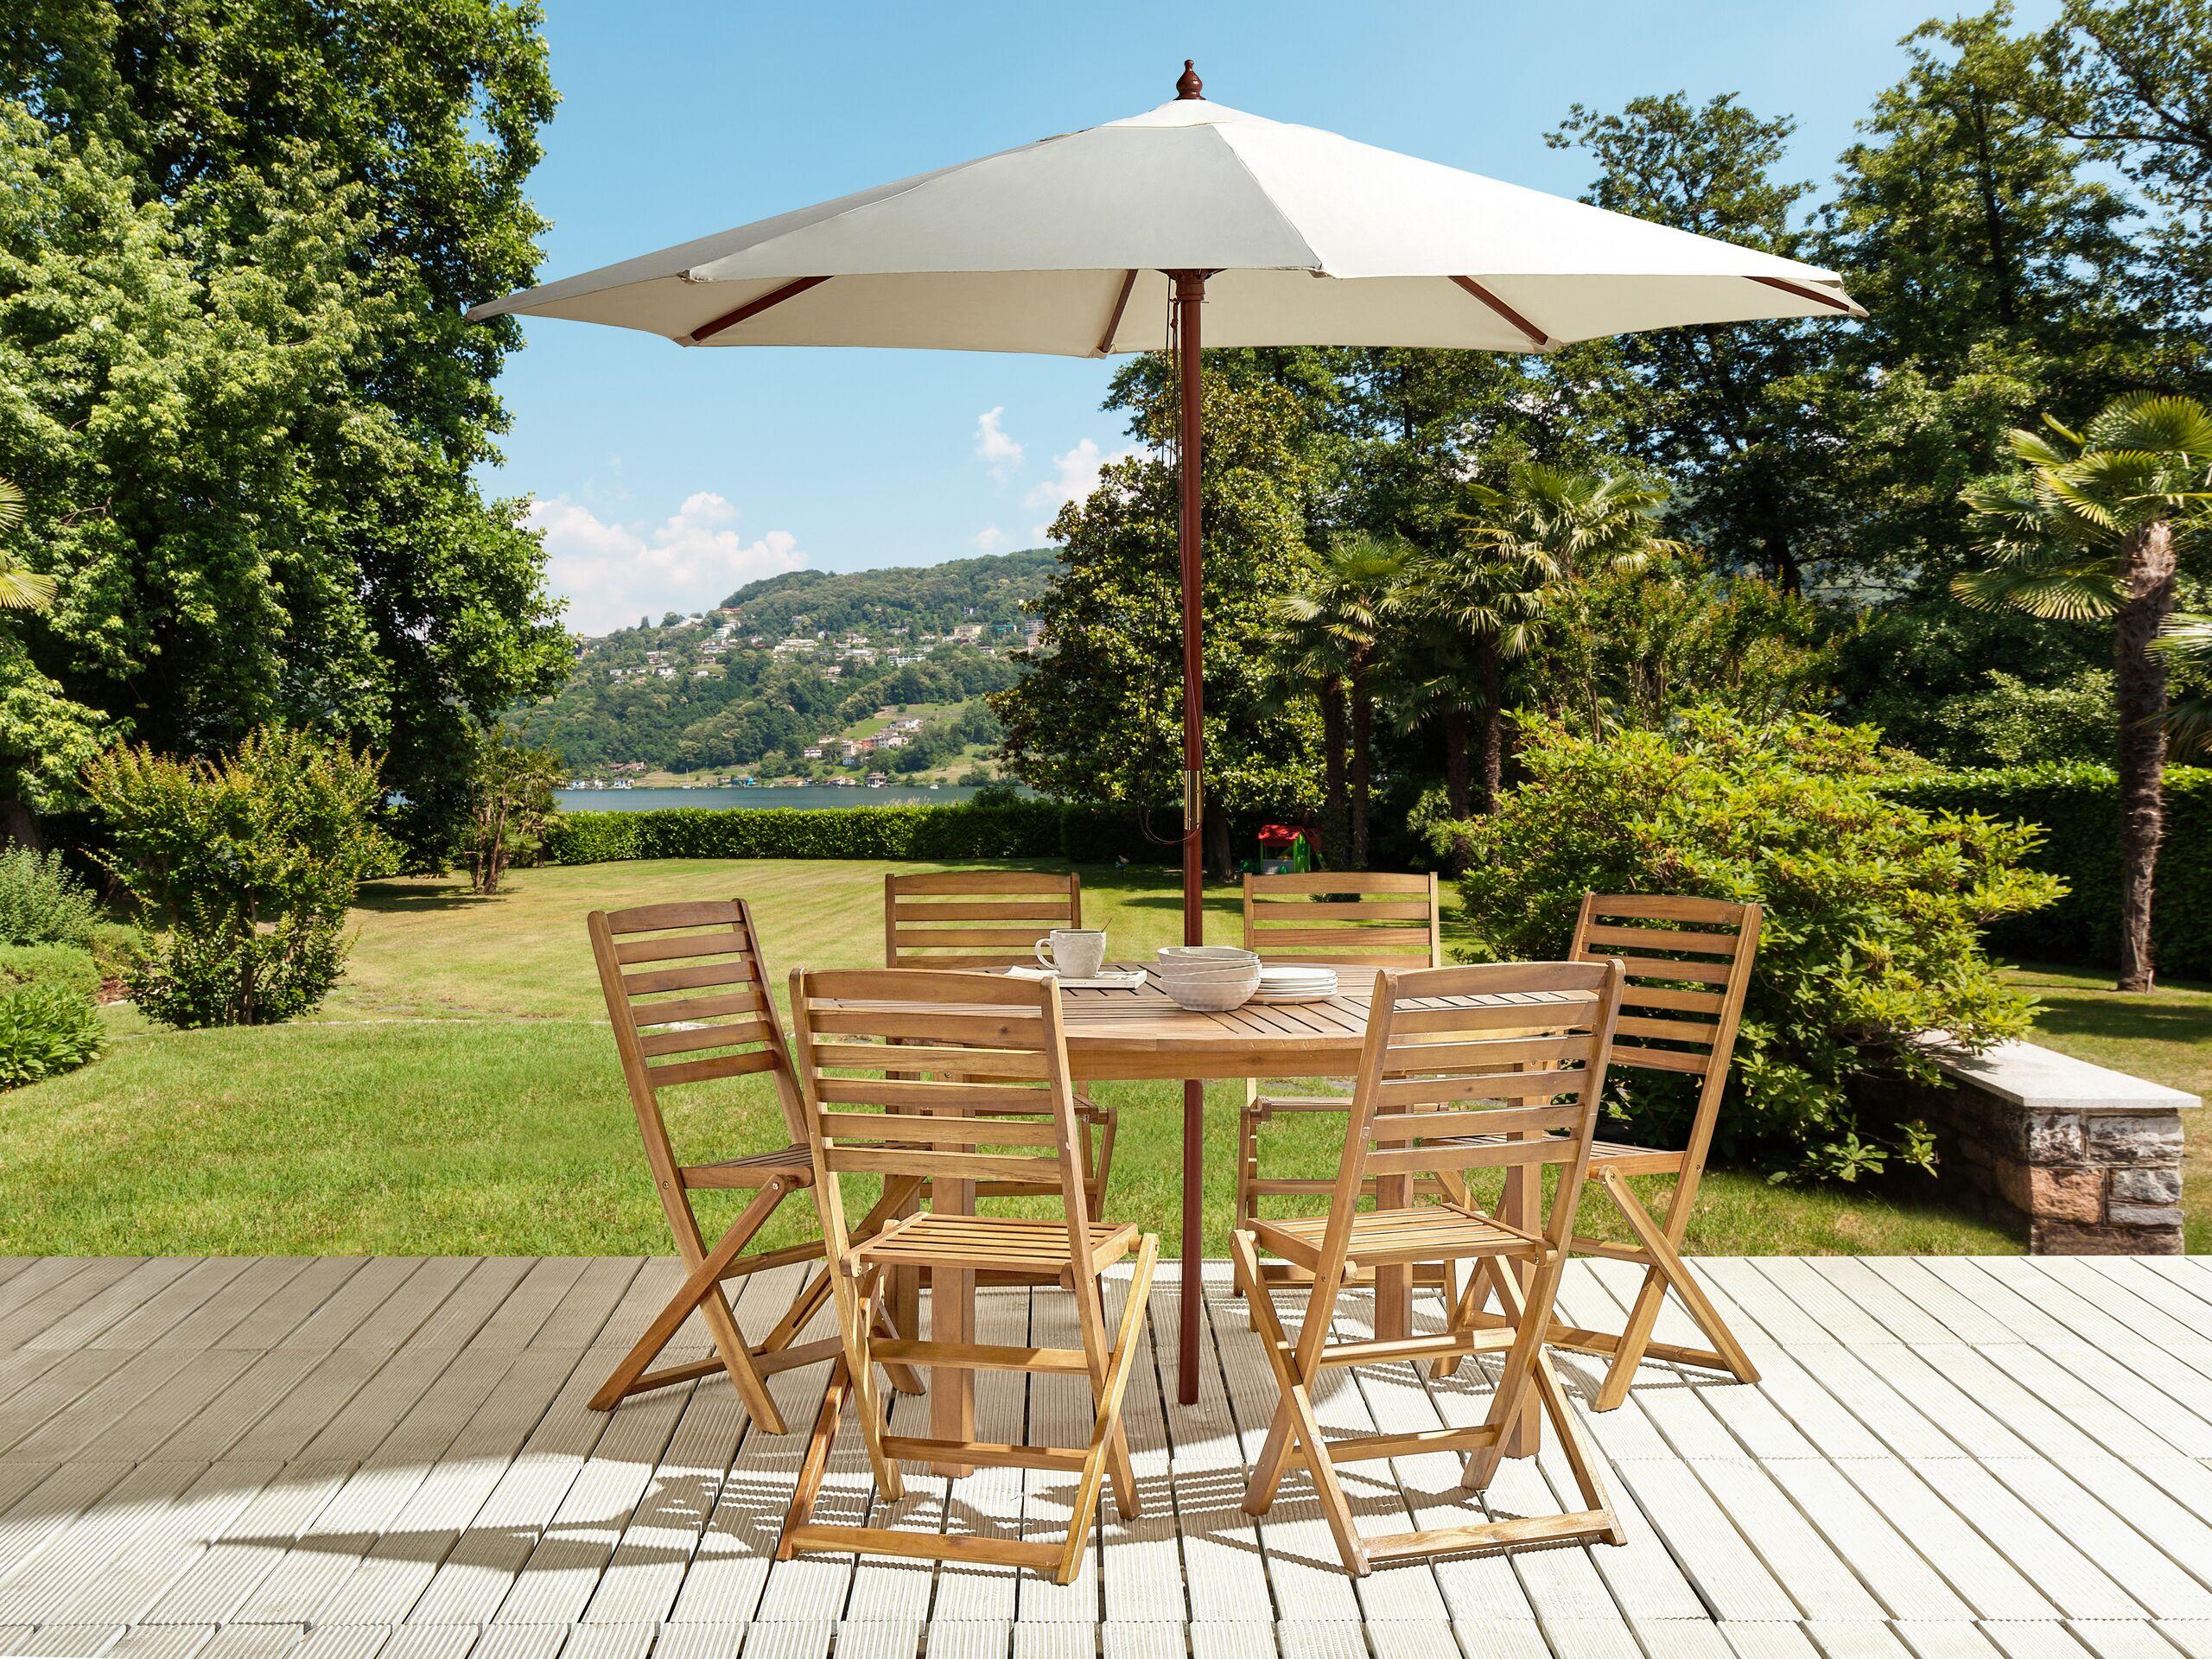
<box><xmin>1152</xmin><ymin>945</ymin><xmax>1262</xmax><ymax>1011</ymax></box>
<box><xmin>1251</xmin><ymin>964</ymin><xmax>1339</xmax><ymax>1004</ymax></box>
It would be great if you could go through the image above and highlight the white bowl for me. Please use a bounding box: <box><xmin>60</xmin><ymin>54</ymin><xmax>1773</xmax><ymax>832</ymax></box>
<box><xmin>1156</xmin><ymin>946</ymin><xmax>1259</xmax><ymax>966</ymax></box>
<box><xmin>1160</xmin><ymin>964</ymin><xmax>1262</xmax><ymax>1010</ymax></box>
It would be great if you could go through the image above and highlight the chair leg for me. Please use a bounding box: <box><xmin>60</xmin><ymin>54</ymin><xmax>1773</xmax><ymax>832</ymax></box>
<box><xmin>776</xmin><ymin>1353</ymin><xmax>852</xmax><ymax>1559</ymax></box>
<box><xmin>1058</xmin><ymin>1236</ymin><xmax>1160</xmax><ymax>1583</ymax></box>
<box><xmin>1592</xmin><ymin>1168</ymin><xmax>1759</xmax><ymax>1408</ymax></box>
<box><xmin>592</xmin><ymin>1177</ymin><xmax>791</xmax><ymax>1429</ymax></box>
<box><xmin>1231</xmin><ymin>1230</ymin><xmax>1369</xmax><ymax>1575</ymax></box>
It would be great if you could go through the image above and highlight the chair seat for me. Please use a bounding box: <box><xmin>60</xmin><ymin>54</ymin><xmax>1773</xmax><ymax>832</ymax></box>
<box><xmin>683</xmin><ymin>1144</ymin><xmax>816</xmax><ymax>1187</ymax></box>
<box><xmin>1249</xmin><ymin>1205</ymin><xmax>1545</xmax><ymax>1274</ymax></box>
<box><xmin>858</xmin><ymin>1212</ymin><xmax>1140</xmax><ymax>1274</ymax></box>
<box><xmin>1418</xmin><ymin>1132</ymin><xmax>1687</xmax><ymax>1179</ymax></box>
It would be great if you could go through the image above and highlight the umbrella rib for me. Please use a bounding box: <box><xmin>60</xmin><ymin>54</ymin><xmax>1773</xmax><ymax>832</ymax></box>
<box><xmin>1095</xmin><ymin>270</ymin><xmax>1139</xmax><ymax>356</ymax></box>
<box><xmin>1450</xmin><ymin>276</ymin><xmax>1552</xmax><ymax>351</ymax></box>
<box><xmin>1745</xmin><ymin>274</ymin><xmax>1859</xmax><ymax>315</ymax></box>
<box><xmin>688</xmin><ymin>276</ymin><xmax>832</xmax><ymax>344</ymax></box>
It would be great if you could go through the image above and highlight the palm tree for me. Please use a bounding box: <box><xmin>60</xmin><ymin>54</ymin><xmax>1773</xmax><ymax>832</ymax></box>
<box><xmin>1393</xmin><ymin>538</ymin><xmax>1542</xmax><ymax>819</ymax></box>
<box><xmin>0</xmin><ymin>480</ymin><xmax>54</xmax><ymax>613</ymax></box>
<box><xmin>1404</xmin><ymin>464</ymin><xmax>1679</xmax><ymax>817</ymax></box>
<box><xmin>1278</xmin><ymin>537</ymin><xmax>1407</xmax><ymax>868</ymax></box>
<box><xmin>1959</xmin><ymin>393</ymin><xmax>2212</xmax><ymax>993</ymax></box>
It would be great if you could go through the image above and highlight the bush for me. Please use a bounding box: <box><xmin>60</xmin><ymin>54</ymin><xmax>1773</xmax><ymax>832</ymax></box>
<box><xmin>0</xmin><ymin>942</ymin><xmax>101</xmax><ymax>999</ymax></box>
<box><xmin>82</xmin><ymin>727</ymin><xmax>396</xmax><ymax>1027</ymax></box>
<box><xmin>1436</xmin><ymin>710</ymin><xmax>2063</xmax><ymax>1182</ymax></box>
<box><xmin>0</xmin><ymin>845</ymin><xmax>103</xmax><ymax>946</ymax></box>
<box><xmin>1885</xmin><ymin>764</ymin><xmax>2212</xmax><ymax>979</ymax></box>
<box><xmin>0</xmin><ymin>981</ymin><xmax>103</xmax><ymax>1088</ymax></box>
<box><xmin>542</xmin><ymin>798</ymin><xmax>1162</xmax><ymax>867</ymax></box>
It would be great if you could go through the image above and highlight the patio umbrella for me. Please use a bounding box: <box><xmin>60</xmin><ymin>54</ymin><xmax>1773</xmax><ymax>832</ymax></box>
<box><xmin>470</xmin><ymin>62</ymin><xmax>1862</xmax><ymax>1396</ymax></box>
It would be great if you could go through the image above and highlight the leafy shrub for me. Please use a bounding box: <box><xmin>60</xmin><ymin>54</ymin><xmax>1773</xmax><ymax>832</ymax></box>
<box><xmin>0</xmin><ymin>981</ymin><xmax>103</xmax><ymax>1088</ymax></box>
<box><xmin>1885</xmin><ymin>763</ymin><xmax>2212</xmax><ymax>978</ymax></box>
<box><xmin>0</xmin><ymin>942</ymin><xmax>101</xmax><ymax>999</ymax></box>
<box><xmin>542</xmin><ymin>799</ymin><xmax>1161</xmax><ymax>867</ymax></box>
<box><xmin>0</xmin><ymin>845</ymin><xmax>103</xmax><ymax>946</ymax></box>
<box><xmin>82</xmin><ymin>727</ymin><xmax>396</xmax><ymax>1027</ymax></box>
<box><xmin>1436</xmin><ymin>709</ymin><xmax>2063</xmax><ymax>1181</ymax></box>
<box><xmin>125</xmin><ymin>918</ymin><xmax>350</xmax><ymax>1029</ymax></box>
<box><xmin>1913</xmin><ymin>670</ymin><xmax>2115</xmax><ymax>768</ymax></box>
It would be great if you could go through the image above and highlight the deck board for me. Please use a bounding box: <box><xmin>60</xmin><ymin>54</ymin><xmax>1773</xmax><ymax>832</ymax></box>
<box><xmin>0</xmin><ymin>1255</ymin><xmax>2206</xmax><ymax>1655</ymax></box>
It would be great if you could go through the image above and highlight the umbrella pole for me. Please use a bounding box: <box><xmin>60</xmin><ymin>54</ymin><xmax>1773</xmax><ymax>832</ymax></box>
<box><xmin>1174</xmin><ymin>268</ymin><xmax>1206</xmax><ymax>1405</ymax></box>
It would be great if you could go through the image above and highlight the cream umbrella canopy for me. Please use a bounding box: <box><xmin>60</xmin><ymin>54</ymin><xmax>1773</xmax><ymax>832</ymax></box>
<box><xmin>471</xmin><ymin>62</ymin><xmax>1862</xmax><ymax>1399</ymax></box>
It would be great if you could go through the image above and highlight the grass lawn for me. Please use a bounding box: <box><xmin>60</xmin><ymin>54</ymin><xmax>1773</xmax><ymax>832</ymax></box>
<box><xmin>8</xmin><ymin>858</ymin><xmax>2195</xmax><ymax>1259</ymax></box>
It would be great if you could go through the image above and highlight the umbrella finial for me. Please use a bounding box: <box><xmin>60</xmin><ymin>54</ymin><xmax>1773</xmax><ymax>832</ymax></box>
<box><xmin>1176</xmin><ymin>59</ymin><xmax>1204</xmax><ymax>99</ymax></box>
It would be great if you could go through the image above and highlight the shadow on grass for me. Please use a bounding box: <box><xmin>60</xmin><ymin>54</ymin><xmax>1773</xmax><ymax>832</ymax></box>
<box><xmin>2028</xmin><ymin>997</ymin><xmax>2212</xmax><ymax>1043</ymax></box>
<box><xmin>353</xmin><ymin>880</ymin><xmax>492</xmax><ymax>913</ymax></box>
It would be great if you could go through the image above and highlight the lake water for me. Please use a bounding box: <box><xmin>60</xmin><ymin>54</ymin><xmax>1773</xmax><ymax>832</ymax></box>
<box><xmin>557</xmin><ymin>785</ymin><xmax>990</xmax><ymax>812</ymax></box>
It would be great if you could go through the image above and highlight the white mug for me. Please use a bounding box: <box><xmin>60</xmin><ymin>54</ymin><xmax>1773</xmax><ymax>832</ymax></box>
<box><xmin>1034</xmin><ymin>928</ymin><xmax>1107</xmax><ymax>979</ymax></box>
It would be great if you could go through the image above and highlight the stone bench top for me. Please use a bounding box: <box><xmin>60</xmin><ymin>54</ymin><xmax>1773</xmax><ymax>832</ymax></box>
<box><xmin>1916</xmin><ymin>1034</ymin><xmax>2201</xmax><ymax>1116</ymax></box>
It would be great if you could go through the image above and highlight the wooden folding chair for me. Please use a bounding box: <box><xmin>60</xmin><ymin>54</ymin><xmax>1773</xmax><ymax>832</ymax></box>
<box><xmin>1234</xmin><ymin>872</ymin><xmax>1440</xmax><ymax>1241</ymax></box>
<box><xmin>1235</xmin><ymin>958</ymin><xmax>1628</xmax><ymax>1576</ymax></box>
<box><xmin>1430</xmin><ymin>895</ymin><xmax>1763</xmax><ymax>1406</ymax></box>
<box><xmin>885</xmin><ymin>870</ymin><xmax>1117</xmax><ymax>1218</ymax></box>
<box><xmin>586</xmin><ymin>899</ymin><xmax>922</xmax><ymax>1432</ymax></box>
<box><xmin>777</xmin><ymin>968</ymin><xmax>1160</xmax><ymax>1585</ymax></box>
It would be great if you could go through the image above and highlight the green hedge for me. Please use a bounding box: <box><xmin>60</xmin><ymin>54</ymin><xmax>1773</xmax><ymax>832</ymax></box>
<box><xmin>1886</xmin><ymin>765</ymin><xmax>2212</xmax><ymax>978</ymax></box>
<box><xmin>542</xmin><ymin>800</ymin><xmax>1162</xmax><ymax>868</ymax></box>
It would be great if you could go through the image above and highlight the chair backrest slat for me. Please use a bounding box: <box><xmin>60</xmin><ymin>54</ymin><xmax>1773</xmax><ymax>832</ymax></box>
<box><xmin>885</xmin><ymin>872</ymin><xmax>1083</xmax><ymax>970</ymax></box>
<box><xmin>788</xmin><ymin>968</ymin><xmax>1093</xmax><ymax>1269</ymax></box>
<box><xmin>1567</xmin><ymin>893</ymin><xmax>1762</xmax><ymax>1162</ymax></box>
<box><xmin>1243</xmin><ymin>872</ymin><xmax>1440</xmax><ymax>969</ymax></box>
<box><xmin>588</xmin><ymin>896</ymin><xmax>808</xmax><ymax>1166</ymax></box>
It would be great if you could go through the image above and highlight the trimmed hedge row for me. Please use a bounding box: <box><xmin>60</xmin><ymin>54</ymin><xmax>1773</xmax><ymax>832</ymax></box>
<box><xmin>1886</xmin><ymin>765</ymin><xmax>2212</xmax><ymax>979</ymax></box>
<box><xmin>542</xmin><ymin>800</ymin><xmax>1163</xmax><ymax>868</ymax></box>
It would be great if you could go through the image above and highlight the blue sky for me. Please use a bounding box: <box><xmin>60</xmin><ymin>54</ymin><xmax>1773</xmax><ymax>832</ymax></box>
<box><xmin>493</xmin><ymin>0</ymin><xmax>2059</xmax><ymax>634</ymax></box>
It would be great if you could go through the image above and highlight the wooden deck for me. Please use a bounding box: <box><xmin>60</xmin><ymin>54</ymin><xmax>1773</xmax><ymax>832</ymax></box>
<box><xmin>2</xmin><ymin>1253</ymin><xmax>2211</xmax><ymax>1659</ymax></box>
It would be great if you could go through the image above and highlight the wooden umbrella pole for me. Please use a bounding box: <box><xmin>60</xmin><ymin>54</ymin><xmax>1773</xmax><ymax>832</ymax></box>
<box><xmin>1174</xmin><ymin>265</ymin><xmax>1206</xmax><ymax>1404</ymax></box>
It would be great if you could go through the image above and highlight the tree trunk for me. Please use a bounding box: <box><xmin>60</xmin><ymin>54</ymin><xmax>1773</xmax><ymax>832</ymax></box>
<box><xmin>1441</xmin><ymin>704</ymin><xmax>1472</xmax><ymax>874</ymax></box>
<box><xmin>1476</xmin><ymin>635</ymin><xmax>1503</xmax><ymax>815</ymax></box>
<box><xmin>1319</xmin><ymin>676</ymin><xmax>1348</xmax><ymax>865</ymax></box>
<box><xmin>1205</xmin><ymin>808</ymin><xmax>1234</xmax><ymax>884</ymax></box>
<box><xmin>1349</xmin><ymin>669</ymin><xmax>1372</xmax><ymax>870</ymax></box>
<box><xmin>2113</xmin><ymin>518</ymin><xmax>2177</xmax><ymax>992</ymax></box>
<box><xmin>0</xmin><ymin>798</ymin><xmax>41</xmax><ymax>851</ymax></box>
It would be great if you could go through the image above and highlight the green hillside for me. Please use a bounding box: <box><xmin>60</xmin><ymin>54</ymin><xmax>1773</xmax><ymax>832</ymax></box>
<box><xmin>715</xmin><ymin>547</ymin><xmax>1055</xmax><ymax>637</ymax></box>
<box><xmin>511</xmin><ymin>547</ymin><xmax>1053</xmax><ymax>779</ymax></box>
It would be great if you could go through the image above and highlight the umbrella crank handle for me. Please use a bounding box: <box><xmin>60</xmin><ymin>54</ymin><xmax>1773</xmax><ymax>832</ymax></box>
<box><xmin>1184</xmin><ymin>770</ymin><xmax>1202</xmax><ymax>839</ymax></box>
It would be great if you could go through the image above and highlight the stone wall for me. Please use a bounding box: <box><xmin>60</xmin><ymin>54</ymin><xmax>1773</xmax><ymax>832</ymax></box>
<box><xmin>1858</xmin><ymin>1039</ymin><xmax>2193</xmax><ymax>1254</ymax></box>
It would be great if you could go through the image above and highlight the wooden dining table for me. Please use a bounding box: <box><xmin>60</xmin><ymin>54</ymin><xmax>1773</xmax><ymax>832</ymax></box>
<box><xmin>819</xmin><ymin>964</ymin><xmax>1580</xmax><ymax>1413</ymax></box>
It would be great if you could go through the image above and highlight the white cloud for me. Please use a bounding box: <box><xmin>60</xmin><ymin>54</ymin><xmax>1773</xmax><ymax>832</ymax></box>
<box><xmin>974</xmin><ymin>406</ymin><xmax>1024</xmax><ymax>475</ymax></box>
<box><xmin>529</xmin><ymin>491</ymin><xmax>805</xmax><ymax>635</ymax></box>
<box><xmin>1026</xmin><ymin>437</ymin><xmax>1146</xmax><ymax>537</ymax></box>
<box><xmin>973</xmin><ymin>525</ymin><xmax>1007</xmax><ymax>552</ymax></box>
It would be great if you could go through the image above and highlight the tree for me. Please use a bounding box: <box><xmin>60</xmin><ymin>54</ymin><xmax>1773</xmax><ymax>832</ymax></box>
<box><xmin>1276</xmin><ymin>537</ymin><xmax>1405</xmax><ymax>868</ymax></box>
<box><xmin>0</xmin><ymin>4</ymin><xmax>569</xmax><ymax>862</ymax></box>
<box><xmin>1393</xmin><ymin>521</ymin><xmax>1542</xmax><ymax>822</ymax></box>
<box><xmin>0</xmin><ymin>473</ymin><xmax>104</xmax><ymax>846</ymax></box>
<box><xmin>1421</xmin><ymin>463</ymin><xmax>1681</xmax><ymax>813</ymax></box>
<box><xmin>1550</xmin><ymin>92</ymin><xmax>1842</xmax><ymax>589</ymax></box>
<box><xmin>1957</xmin><ymin>392</ymin><xmax>2212</xmax><ymax>990</ymax></box>
<box><xmin>993</xmin><ymin>371</ymin><xmax>1324</xmax><ymax>877</ymax></box>
<box><xmin>459</xmin><ymin>724</ymin><xmax>563</xmax><ymax>894</ymax></box>
<box><xmin>2044</xmin><ymin>1</ymin><xmax>2212</xmax><ymax>316</ymax></box>
<box><xmin>1815</xmin><ymin>3</ymin><xmax>2195</xmax><ymax>588</ymax></box>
